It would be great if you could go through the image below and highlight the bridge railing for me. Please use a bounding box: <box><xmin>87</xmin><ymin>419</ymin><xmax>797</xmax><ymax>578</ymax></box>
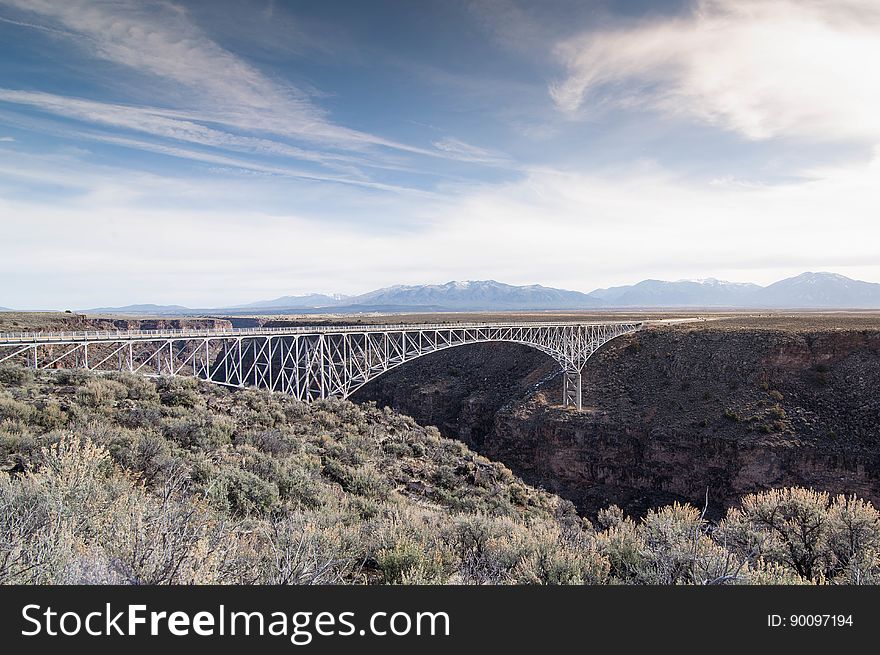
<box><xmin>0</xmin><ymin>321</ymin><xmax>644</xmax><ymax>345</ymax></box>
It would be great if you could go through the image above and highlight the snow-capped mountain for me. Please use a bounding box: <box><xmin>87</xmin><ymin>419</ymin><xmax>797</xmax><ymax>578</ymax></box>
<box><xmin>79</xmin><ymin>273</ymin><xmax>880</xmax><ymax>314</ymax></box>
<box><xmin>345</xmin><ymin>280</ymin><xmax>603</xmax><ymax>310</ymax></box>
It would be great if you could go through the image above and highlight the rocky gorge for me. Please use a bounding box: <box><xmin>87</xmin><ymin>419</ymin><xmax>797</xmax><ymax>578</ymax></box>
<box><xmin>354</xmin><ymin>317</ymin><xmax>880</xmax><ymax>518</ymax></box>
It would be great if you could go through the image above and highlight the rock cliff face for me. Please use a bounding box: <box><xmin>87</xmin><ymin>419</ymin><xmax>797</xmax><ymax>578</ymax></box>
<box><xmin>98</xmin><ymin>317</ymin><xmax>233</xmax><ymax>330</ymax></box>
<box><xmin>354</xmin><ymin>323</ymin><xmax>880</xmax><ymax>518</ymax></box>
<box><xmin>0</xmin><ymin>312</ymin><xmax>232</xmax><ymax>333</ymax></box>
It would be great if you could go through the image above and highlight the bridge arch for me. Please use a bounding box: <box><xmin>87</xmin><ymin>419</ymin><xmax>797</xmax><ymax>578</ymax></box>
<box><xmin>343</xmin><ymin>336</ymin><xmax>568</xmax><ymax>400</ymax></box>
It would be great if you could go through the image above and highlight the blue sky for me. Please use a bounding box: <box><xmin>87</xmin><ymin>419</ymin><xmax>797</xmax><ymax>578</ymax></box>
<box><xmin>1</xmin><ymin>0</ymin><xmax>879</xmax><ymax>309</ymax></box>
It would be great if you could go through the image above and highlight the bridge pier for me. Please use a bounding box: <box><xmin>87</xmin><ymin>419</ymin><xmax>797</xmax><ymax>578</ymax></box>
<box><xmin>562</xmin><ymin>369</ymin><xmax>582</xmax><ymax>410</ymax></box>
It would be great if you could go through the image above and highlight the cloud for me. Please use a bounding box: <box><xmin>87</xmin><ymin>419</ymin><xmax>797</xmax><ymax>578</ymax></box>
<box><xmin>0</xmin><ymin>0</ymin><xmax>454</xmax><ymax>159</ymax></box>
<box><xmin>0</xmin><ymin>136</ymin><xmax>14</xmax><ymax>142</ymax></box>
<box><xmin>73</xmin><ymin>133</ymin><xmax>435</xmax><ymax>195</ymax></box>
<box><xmin>550</xmin><ymin>0</ymin><xmax>880</xmax><ymax>143</ymax></box>
<box><xmin>0</xmin><ymin>88</ymin><xmax>423</xmax><ymax>176</ymax></box>
<box><xmin>0</xmin><ymin>0</ymin><xmax>519</xmax><ymax>192</ymax></box>
<box><xmin>2</xmin><ymin>1</ymin><xmax>345</xmax><ymax>142</ymax></box>
<box><xmin>430</xmin><ymin>137</ymin><xmax>511</xmax><ymax>165</ymax></box>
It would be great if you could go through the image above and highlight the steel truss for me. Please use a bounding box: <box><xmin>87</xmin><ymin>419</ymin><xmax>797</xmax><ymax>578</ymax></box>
<box><xmin>0</xmin><ymin>321</ymin><xmax>642</xmax><ymax>409</ymax></box>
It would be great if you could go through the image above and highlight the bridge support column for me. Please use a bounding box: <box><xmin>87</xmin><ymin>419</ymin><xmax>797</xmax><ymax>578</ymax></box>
<box><xmin>562</xmin><ymin>369</ymin><xmax>582</xmax><ymax>410</ymax></box>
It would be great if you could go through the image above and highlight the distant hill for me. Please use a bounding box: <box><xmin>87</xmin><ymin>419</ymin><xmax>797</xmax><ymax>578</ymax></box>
<box><xmin>227</xmin><ymin>293</ymin><xmax>349</xmax><ymax>311</ymax></box>
<box><xmin>753</xmin><ymin>272</ymin><xmax>880</xmax><ymax>308</ymax></box>
<box><xmin>84</xmin><ymin>303</ymin><xmax>193</xmax><ymax>315</ymax></box>
<box><xmin>79</xmin><ymin>272</ymin><xmax>880</xmax><ymax>314</ymax></box>
<box><xmin>589</xmin><ymin>278</ymin><xmax>761</xmax><ymax>307</ymax></box>
<box><xmin>589</xmin><ymin>272</ymin><xmax>880</xmax><ymax>308</ymax></box>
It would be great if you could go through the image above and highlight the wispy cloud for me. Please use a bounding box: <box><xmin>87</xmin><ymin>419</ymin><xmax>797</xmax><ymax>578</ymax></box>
<box><xmin>1</xmin><ymin>0</ymin><xmax>360</xmax><ymax>144</ymax></box>
<box><xmin>0</xmin><ymin>136</ymin><xmax>14</xmax><ymax>142</ymax></box>
<box><xmin>431</xmin><ymin>137</ymin><xmax>512</xmax><ymax>165</ymax></box>
<box><xmin>75</xmin><ymin>133</ymin><xmax>438</xmax><ymax>195</ymax></box>
<box><xmin>550</xmin><ymin>0</ymin><xmax>880</xmax><ymax>143</ymax></box>
<box><xmin>0</xmin><ymin>88</ymin><xmax>426</xmax><ymax>176</ymax></box>
<box><xmin>0</xmin><ymin>0</ymin><xmax>502</xmax><ymax>179</ymax></box>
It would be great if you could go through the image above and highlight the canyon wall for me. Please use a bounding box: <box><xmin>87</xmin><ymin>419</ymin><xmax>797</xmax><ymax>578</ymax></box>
<box><xmin>354</xmin><ymin>323</ymin><xmax>880</xmax><ymax>517</ymax></box>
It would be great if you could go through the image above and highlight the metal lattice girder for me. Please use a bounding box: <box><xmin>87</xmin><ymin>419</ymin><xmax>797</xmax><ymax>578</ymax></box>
<box><xmin>563</xmin><ymin>369</ymin><xmax>583</xmax><ymax>411</ymax></box>
<box><xmin>0</xmin><ymin>321</ymin><xmax>644</xmax><ymax>409</ymax></box>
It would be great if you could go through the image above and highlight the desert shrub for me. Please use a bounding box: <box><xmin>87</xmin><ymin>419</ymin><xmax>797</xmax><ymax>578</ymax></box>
<box><xmin>238</xmin><ymin>428</ymin><xmax>299</xmax><ymax>456</ymax></box>
<box><xmin>0</xmin><ymin>430</ymin><xmax>42</xmax><ymax>465</ymax></box>
<box><xmin>720</xmin><ymin>487</ymin><xmax>830</xmax><ymax>580</ymax></box>
<box><xmin>54</xmin><ymin>369</ymin><xmax>90</xmax><ymax>386</ymax></box>
<box><xmin>258</xmin><ymin>515</ymin><xmax>360</xmax><ymax>585</ymax></box>
<box><xmin>0</xmin><ymin>472</ymin><xmax>77</xmax><ymax>583</ymax></box>
<box><xmin>0</xmin><ymin>435</ymin><xmax>135</xmax><ymax>583</ymax></box>
<box><xmin>345</xmin><ymin>464</ymin><xmax>390</xmax><ymax>500</ymax></box>
<box><xmin>163</xmin><ymin>412</ymin><xmax>234</xmax><ymax>450</ymax></box>
<box><xmin>75</xmin><ymin>377</ymin><xmax>129</xmax><ymax>409</ymax></box>
<box><xmin>0</xmin><ymin>395</ymin><xmax>36</xmax><ymax>423</ymax></box>
<box><xmin>0</xmin><ymin>365</ymin><xmax>34</xmax><ymax>387</ymax></box>
<box><xmin>278</xmin><ymin>465</ymin><xmax>326</xmax><ymax>509</ymax></box>
<box><xmin>34</xmin><ymin>400</ymin><xmax>68</xmax><ymax>430</ymax></box>
<box><xmin>595</xmin><ymin>502</ymin><xmax>751</xmax><ymax>585</ymax></box>
<box><xmin>507</xmin><ymin>483</ymin><xmax>529</xmax><ymax>506</ymax></box>
<box><xmin>156</xmin><ymin>376</ymin><xmax>203</xmax><ymax>408</ymax></box>
<box><xmin>381</xmin><ymin>436</ymin><xmax>419</xmax><ymax>457</ymax></box>
<box><xmin>238</xmin><ymin>449</ymin><xmax>324</xmax><ymax>509</ymax></box>
<box><xmin>768</xmin><ymin>404</ymin><xmax>786</xmax><ymax>420</ymax></box>
<box><xmin>739</xmin><ymin>560</ymin><xmax>810</xmax><ymax>584</ymax></box>
<box><xmin>105</xmin><ymin>372</ymin><xmax>160</xmax><ymax>403</ymax></box>
<box><xmin>3</xmin><ymin>366</ymin><xmax>880</xmax><ymax>587</ymax></box>
<box><xmin>596</xmin><ymin>512</ymin><xmax>646</xmax><ymax>582</ymax></box>
<box><xmin>376</xmin><ymin>535</ymin><xmax>450</xmax><ymax>584</ymax></box>
<box><xmin>597</xmin><ymin>504</ymin><xmax>626</xmax><ymax>529</ymax></box>
<box><xmin>432</xmin><ymin>439</ymin><xmax>469</xmax><ymax>466</ymax></box>
<box><xmin>824</xmin><ymin>495</ymin><xmax>880</xmax><ymax>583</ymax></box>
<box><xmin>432</xmin><ymin>464</ymin><xmax>458</xmax><ymax>490</ymax></box>
<box><xmin>98</xmin><ymin>428</ymin><xmax>175</xmax><ymax>486</ymax></box>
<box><xmin>34</xmin><ymin>435</ymin><xmax>124</xmax><ymax>535</ymax></box>
<box><xmin>511</xmin><ymin>523</ymin><xmax>610</xmax><ymax>585</ymax></box>
<box><xmin>236</xmin><ymin>389</ymin><xmax>288</xmax><ymax>428</ymax></box>
<box><xmin>640</xmin><ymin>503</ymin><xmax>708</xmax><ymax>583</ymax></box>
<box><xmin>449</xmin><ymin>514</ymin><xmax>524</xmax><ymax>583</ymax></box>
<box><xmin>321</xmin><ymin>458</ymin><xmax>389</xmax><ymax>500</ymax></box>
<box><xmin>105</xmin><ymin>484</ymin><xmax>234</xmax><ymax>585</ymax></box>
<box><xmin>641</xmin><ymin>503</ymin><xmax>746</xmax><ymax>584</ymax></box>
<box><xmin>211</xmin><ymin>467</ymin><xmax>281</xmax><ymax>516</ymax></box>
<box><xmin>364</xmin><ymin>506</ymin><xmax>456</xmax><ymax>584</ymax></box>
<box><xmin>321</xmin><ymin>457</ymin><xmax>352</xmax><ymax>487</ymax></box>
<box><xmin>115</xmin><ymin>405</ymin><xmax>165</xmax><ymax>430</ymax></box>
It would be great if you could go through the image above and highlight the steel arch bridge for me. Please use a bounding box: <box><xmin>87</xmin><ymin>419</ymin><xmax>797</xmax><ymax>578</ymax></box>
<box><xmin>0</xmin><ymin>321</ymin><xmax>644</xmax><ymax>409</ymax></box>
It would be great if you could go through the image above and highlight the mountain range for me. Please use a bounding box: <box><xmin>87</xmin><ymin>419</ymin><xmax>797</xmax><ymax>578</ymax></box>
<box><xmin>13</xmin><ymin>272</ymin><xmax>879</xmax><ymax>314</ymax></box>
